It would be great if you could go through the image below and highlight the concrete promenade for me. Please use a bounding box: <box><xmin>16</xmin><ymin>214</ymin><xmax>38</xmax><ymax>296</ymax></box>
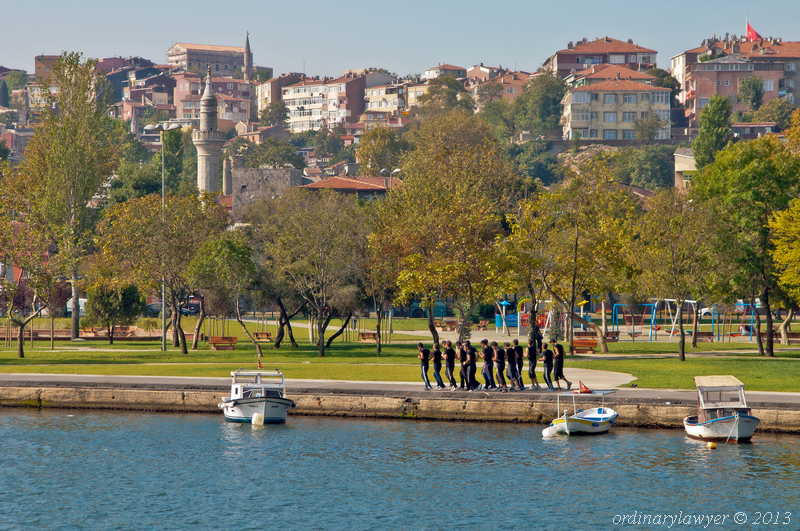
<box><xmin>2</xmin><ymin>371</ymin><xmax>800</xmax><ymax>433</ymax></box>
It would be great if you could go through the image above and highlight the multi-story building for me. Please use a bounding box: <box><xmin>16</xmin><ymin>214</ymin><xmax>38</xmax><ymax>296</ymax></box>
<box><xmin>255</xmin><ymin>72</ymin><xmax>303</xmax><ymax>114</ymax></box>
<box><xmin>467</xmin><ymin>71</ymin><xmax>531</xmax><ymax>111</ymax></box>
<box><xmin>421</xmin><ymin>62</ymin><xmax>466</xmax><ymax>80</ymax></box>
<box><xmin>364</xmin><ymin>83</ymin><xmax>406</xmax><ymax>113</ymax></box>
<box><xmin>33</xmin><ymin>55</ymin><xmax>59</xmax><ymax>84</ymax></box>
<box><xmin>670</xmin><ymin>42</ymin><xmax>725</xmax><ymax>107</ymax></box>
<box><xmin>685</xmin><ymin>56</ymin><xmax>785</xmax><ymax>124</ymax></box>
<box><xmin>730</xmin><ymin>38</ymin><xmax>800</xmax><ymax>104</ymax></box>
<box><xmin>174</xmin><ymin>74</ymin><xmax>255</xmax><ymax>122</ymax></box>
<box><xmin>180</xmin><ymin>93</ymin><xmax>249</xmax><ymax>131</ymax></box>
<box><xmin>282</xmin><ymin>72</ymin><xmax>391</xmax><ymax>132</ymax></box>
<box><xmin>405</xmin><ymin>82</ymin><xmax>429</xmax><ymax>109</ymax></box>
<box><xmin>543</xmin><ymin>37</ymin><xmax>657</xmax><ymax>78</ymax></box>
<box><xmin>166</xmin><ymin>41</ymin><xmax>248</xmax><ymax>77</ymax></box>
<box><xmin>568</xmin><ymin>64</ymin><xmax>655</xmax><ymax>87</ymax></box>
<box><xmin>562</xmin><ymin>77</ymin><xmax>671</xmax><ymax>140</ymax></box>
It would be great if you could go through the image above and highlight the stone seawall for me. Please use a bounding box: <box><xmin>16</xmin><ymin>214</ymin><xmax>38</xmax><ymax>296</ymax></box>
<box><xmin>2</xmin><ymin>385</ymin><xmax>800</xmax><ymax>433</ymax></box>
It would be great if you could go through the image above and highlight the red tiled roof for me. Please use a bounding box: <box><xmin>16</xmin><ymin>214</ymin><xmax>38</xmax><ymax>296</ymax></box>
<box><xmin>219</xmin><ymin>195</ymin><xmax>232</xmax><ymax>209</ymax></box>
<box><xmin>736</xmin><ymin>40</ymin><xmax>800</xmax><ymax>59</ymax></box>
<box><xmin>301</xmin><ymin>176</ymin><xmax>387</xmax><ymax>191</ymax></box>
<box><xmin>572</xmin><ymin>79</ymin><xmax>668</xmax><ymax>92</ymax></box>
<box><xmin>556</xmin><ymin>37</ymin><xmax>656</xmax><ymax>55</ymax></box>
<box><xmin>173</xmin><ymin>43</ymin><xmax>245</xmax><ymax>53</ymax></box>
<box><xmin>426</xmin><ymin>64</ymin><xmax>466</xmax><ymax>71</ymax></box>
<box><xmin>581</xmin><ymin>65</ymin><xmax>654</xmax><ymax>80</ymax></box>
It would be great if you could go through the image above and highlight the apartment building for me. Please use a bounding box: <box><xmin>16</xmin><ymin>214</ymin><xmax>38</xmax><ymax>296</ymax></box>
<box><xmin>166</xmin><ymin>42</ymin><xmax>247</xmax><ymax>77</ymax></box>
<box><xmin>562</xmin><ymin>77</ymin><xmax>671</xmax><ymax>140</ymax></box>
<box><xmin>364</xmin><ymin>83</ymin><xmax>406</xmax><ymax>113</ymax></box>
<box><xmin>685</xmin><ymin>56</ymin><xmax>785</xmax><ymax>124</ymax></box>
<box><xmin>421</xmin><ymin>62</ymin><xmax>466</xmax><ymax>80</ymax></box>
<box><xmin>405</xmin><ymin>82</ymin><xmax>429</xmax><ymax>108</ymax></box>
<box><xmin>255</xmin><ymin>72</ymin><xmax>303</xmax><ymax>113</ymax></box>
<box><xmin>467</xmin><ymin>71</ymin><xmax>531</xmax><ymax>111</ymax></box>
<box><xmin>544</xmin><ymin>37</ymin><xmax>657</xmax><ymax>78</ymax></box>
<box><xmin>568</xmin><ymin>64</ymin><xmax>655</xmax><ymax>87</ymax></box>
<box><xmin>174</xmin><ymin>74</ymin><xmax>255</xmax><ymax>121</ymax></box>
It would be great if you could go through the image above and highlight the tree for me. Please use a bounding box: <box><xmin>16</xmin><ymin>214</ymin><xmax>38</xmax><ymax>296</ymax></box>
<box><xmin>646</xmin><ymin>68</ymin><xmax>682</xmax><ymax>108</ymax></box>
<box><xmin>694</xmin><ymin>136</ymin><xmax>800</xmax><ymax>357</ymax></box>
<box><xmin>506</xmin><ymin>140</ymin><xmax>562</xmax><ymax>186</ymax></box>
<box><xmin>85</xmin><ymin>284</ymin><xmax>145</xmax><ymax>345</ymax></box>
<box><xmin>4</xmin><ymin>71</ymin><xmax>27</xmax><ymax>90</ymax></box>
<box><xmin>0</xmin><ymin>110</ymin><xmax>17</xmax><ymax>129</ymax></box>
<box><xmin>254</xmin><ymin>189</ymin><xmax>365</xmax><ymax>357</ymax></box>
<box><xmin>233</xmin><ymin>137</ymin><xmax>305</xmax><ymax>170</ymax></box>
<box><xmin>357</xmin><ymin>125</ymin><xmax>402</xmax><ymax>175</ymax></box>
<box><xmin>0</xmin><ymin>139</ymin><xmax>9</xmax><ymax>161</ymax></box>
<box><xmin>739</xmin><ymin>75</ymin><xmax>765</xmax><ymax>112</ymax></box>
<box><xmin>480</xmin><ymin>98</ymin><xmax>515</xmax><ymax>141</ymax></box>
<box><xmin>614</xmin><ymin>145</ymin><xmax>676</xmax><ymax>190</ymax></box>
<box><xmin>692</xmin><ymin>93</ymin><xmax>732</xmax><ymax>168</ymax></box>
<box><xmin>22</xmin><ymin>52</ymin><xmax>118</xmax><ymax>339</ymax></box>
<box><xmin>476</xmin><ymin>81</ymin><xmax>503</xmax><ymax>106</ymax></box>
<box><xmin>753</xmin><ymin>97</ymin><xmax>797</xmax><ymax>130</ymax></box>
<box><xmin>314</xmin><ymin>122</ymin><xmax>344</xmax><ymax>158</ymax></box>
<box><xmin>0</xmin><ymin>80</ymin><xmax>9</xmax><ymax>108</ymax></box>
<box><xmin>512</xmin><ymin>71</ymin><xmax>567</xmax><ymax>136</ymax></box>
<box><xmin>96</xmin><ymin>192</ymin><xmax>229</xmax><ymax>353</ymax></box>
<box><xmin>632</xmin><ymin>188</ymin><xmax>715</xmax><ymax>360</ymax></box>
<box><xmin>187</xmin><ymin>231</ymin><xmax>264</xmax><ymax>362</ymax></box>
<box><xmin>417</xmin><ymin>75</ymin><xmax>475</xmax><ymax>115</ymax></box>
<box><xmin>329</xmin><ymin>143</ymin><xmax>356</xmax><ymax>165</ymax></box>
<box><xmin>259</xmin><ymin>101</ymin><xmax>289</xmax><ymax>128</ymax></box>
<box><xmin>771</xmin><ymin>199</ymin><xmax>800</xmax><ymax>304</ymax></box>
<box><xmin>632</xmin><ymin>112</ymin><xmax>669</xmax><ymax>142</ymax></box>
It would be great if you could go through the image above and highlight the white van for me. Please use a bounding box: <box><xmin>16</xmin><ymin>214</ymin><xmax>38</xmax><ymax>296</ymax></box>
<box><xmin>65</xmin><ymin>298</ymin><xmax>87</xmax><ymax>318</ymax></box>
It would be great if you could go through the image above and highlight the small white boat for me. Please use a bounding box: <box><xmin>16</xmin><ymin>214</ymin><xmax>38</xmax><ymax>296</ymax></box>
<box><xmin>218</xmin><ymin>369</ymin><xmax>296</xmax><ymax>423</ymax></box>
<box><xmin>684</xmin><ymin>375</ymin><xmax>760</xmax><ymax>443</ymax></box>
<box><xmin>543</xmin><ymin>390</ymin><xmax>618</xmax><ymax>437</ymax></box>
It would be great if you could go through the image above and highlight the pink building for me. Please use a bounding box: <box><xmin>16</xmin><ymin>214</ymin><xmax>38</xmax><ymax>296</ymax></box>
<box><xmin>544</xmin><ymin>37</ymin><xmax>657</xmax><ymax>78</ymax></box>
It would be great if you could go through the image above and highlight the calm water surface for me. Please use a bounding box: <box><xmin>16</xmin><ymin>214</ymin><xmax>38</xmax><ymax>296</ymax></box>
<box><xmin>1</xmin><ymin>409</ymin><xmax>798</xmax><ymax>530</ymax></box>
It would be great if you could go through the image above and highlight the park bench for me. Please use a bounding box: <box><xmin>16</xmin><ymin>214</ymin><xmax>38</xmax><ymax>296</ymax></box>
<box><xmin>604</xmin><ymin>331</ymin><xmax>620</xmax><ymax>342</ymax></box>
<box><xmin>209</xmin><ymin>336</ymin><xmax>238</xmax><ymax>351</ymax></box>
<box><xmin>574</xmin><ymin>331</ymin><xmax>596</xmax><ymax>338</ymax></box>
<box><xmin>694</xmin><ymin>331</ymin><xmax>714</xmax><ymax>342</ymax></box>
<box><xmin>434</xmin><ymin>320</ymin><xmax>444</xmax><ymax>331</ymax></box>
<box><xmin>358</xmin><ymin>332</ymin><xmax>378</xmax><ymax>343</ymax></box>
<box><xmin>443</xmin><ymin>320</ymin><xmax>458</xmax><ymax>331</ymax></box>
<box><xmin>475</xmin><ymin>320</ymin><xmax>489</xmax><ymax>331</ymax></box>
<box><xmin>785</xmin><ymin>331</ymin><xmax>800</xmax><ymax>344</ymax></box>
<box><xmin>572</xmin><ymin>338</ymin><xmax>598</xmax><ymax>354</ymax></box>
<box><xmin>254</xmin><ymin>332</ymin><xmax>274</xmax><ymax>343</ymax></box>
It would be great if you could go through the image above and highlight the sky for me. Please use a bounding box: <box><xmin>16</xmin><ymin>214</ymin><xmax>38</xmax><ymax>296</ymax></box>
<box><xmin>4</xmin><ymin>1</ymin><xmax>799</xmax><ymax>78</ymax></box>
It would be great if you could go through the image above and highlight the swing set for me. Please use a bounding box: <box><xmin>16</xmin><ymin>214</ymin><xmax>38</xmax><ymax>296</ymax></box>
<box><xmin>612</xmin><ymin>303</ymin><xmax>657</xmax><ymax>341</ymax></box>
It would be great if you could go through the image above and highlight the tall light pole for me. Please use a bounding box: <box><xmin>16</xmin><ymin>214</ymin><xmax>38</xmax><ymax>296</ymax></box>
<box><xmin>144</xmin><ymin>121</ymin><xmax>181</xmax><ymax>351</ymax></box>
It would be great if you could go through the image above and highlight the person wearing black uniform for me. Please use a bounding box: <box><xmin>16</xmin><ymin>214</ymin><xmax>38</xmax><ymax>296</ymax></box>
<box><xmin>431</xmin><ymin>343</ymin><xmax>446</xmax><ymax>390</ymax></box>
<box><xmin>539</xmin><ymin>343</ymin><xmax>555</xmax><ymax>391</ymax></box>
<box><xmin>513</xmin><ymin>339</ymin><xmax>526</xmax><ymax>390</ymax></box>
<box><xmin>464</xmin><ymin>341</ymin><xmax>479</xmax><ymax>391</ymax></box>
<box><xmin>551</xmin><ymin>339</ymin><xmax>572</xmax><ymax>390</ymax></box>
<box><xmin>480</xmin><ymin>339</ymin><xmax>496</xmax><ymax>390</ymax></box>
<box><xmin>505</xmin><ymin>342</ymin><xmax>521</xmax><ymax>391</ymax></box>
<box><xmin>417</xmin><ymin>342</ymin><xmax>432</xmax><ymax>390</ymax></box>
<box><xmin>444</xmin><ymin>340</ymin><xmax>458</xmax><ymax>391</ymax></box>
<box><xmin>456</xmin><ymin>341</ymin><xmax>467</xmax><ymax>390</ymax></box>
<box><xmin>492</xmin><ymin>341</ymin><xmax>508</xmax><ymax>392</ymax></box>
<box><xmin>526</xmin><ymin>340</ymin><xmax>541</xmax><ymax>390</ymax></box>
<box><xmin>532</xmin><ymin>323</ymin><xmax>543</xmax><ymax>353</ymax></box>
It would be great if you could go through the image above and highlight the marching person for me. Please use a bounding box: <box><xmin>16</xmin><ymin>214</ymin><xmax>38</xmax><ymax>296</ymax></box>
<box><xmin>527</xmin><ymin>339</ymin><xmax>541</xmax><ymax>390</ymax></box>
<box><xmin>464</xmin><ymin>340</ymin><xmax>480</xmax><ymax>391</ymax></box>
<box><xmin>551</xmin><ymin>338</ymin><xmax>572</xmax><ymax>391</ymax></box>
<box><xmin>513</xmin><ymin>339</ymin><xmax>526</xmax><ymax>390</ymax></box>
<box><xmin>431</xmin><ymin>342</ymin><xmax>446</xmax><ymax>390</ymax></box>
<box><xmin>417</xmin><ymin>342</ymin><xmax>432</xmax><ymax>390</ymax></box>
<box><xmin>456</xmin><ymin>341</ymin><xmax>467</xmax><ymax>390</ymax></box>
<box><xmin>505</xmin><ymin>342</ymin><xmax>521</xmax><ymax>391</ymax></box>
<box><xmin>493</xmin><ymin>341</ymin><xmax>508</xmax><ymax>392</ymax></box>
<box><xmin>539</xmin><ymin>342</ymin><xmax>555</xmax><ymax>391</ymax></box>
<box><xmin>480</xmin><ymin>339</ymin><xmax>496</xmax><ymax>390</ymax></box>
<box><xmin>444</xmin><ymin>340</ymin><xmax>458</xmax><ymax>391</ymax></box>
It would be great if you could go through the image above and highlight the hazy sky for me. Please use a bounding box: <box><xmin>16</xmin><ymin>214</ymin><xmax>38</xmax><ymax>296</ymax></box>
<box><xmin>4</xmin><ymin>1</ymin><xmax>797</xmax><ymax>77</ymax></box>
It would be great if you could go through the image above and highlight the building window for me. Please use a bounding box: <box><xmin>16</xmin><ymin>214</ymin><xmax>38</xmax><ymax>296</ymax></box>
<box><xmin>589</xmin><ymin>129</ymin><xmax>597</xmax><ymax>138</ymax></box>
<box><xmin>573</xmin><ymin>111</ymin><xmax>590</xmax><ymax>121</ymax></box>
<box><xmin>641</xmin><ymin>93</ymin><xmax>649</xmax><ymax>101</ymax></box>
<box><xmin>591</xmin><ymin>111</ymin><xmax>598</xmax><ymax>120</ymax></box>
<box><xmin>786</xmin><ymin>63</ymin><xmax>796</xmax><ymax>71</ymax></box>
<box><xmin>591</xmin><ymin>93</ymin><xmax>599</xmax><ymax>101</ymax></box>
<box><xmin>764</xmin><ymin>79</ymin><xmax>774</xmax><ymax>91</ymax></box>
<box><xmin>623</xmin><ymin>94</ymin><xmax>636</xmax><ymax>103</ymax></box>
<box><xmin>622</xmin><ymin>112</ymin><xmax>636</xmax><ymax>122</ymax></box>
<box><xmin>699</xmin><ymin>98</ymin><xmax>710</xmax><ymax>109</ymax></box>
<box><xmin>215</xmin><ymin>64</ymin><xmax>219</xmax><ymax>71</ymax></box>
<box><xmin>628</xmin><ymin>55</ymin><xmax>637</xmax><ymax>62</ymax></box>
<box><xmin>573</xmin><ymin>128</ymin><xmax>589</xmax><ymax>138</ymax></box>
<box><xmin>622</xmin><ymin>130</ymin><xmax>635</xmax><ymax>139</ymax></box>
<box><xmin>641</xmin><ymin>112</ymin><xmax>648</xmax><ymax>119</ymax></box>
<box><xmin>651</xmin><ymin>92</ymin><xmax>668</xmax><ymax>104</ymax></box>
<box><xmin>725</xmin><ymin>80</ymin><xmax>730</xmax><ymax>86</ymax></box>
<box><xmin>603</xmin><ymin>129</ymin><xmax>617</xmax><ymax>139</ymax></box>
<box><xmin>717</xmin><ymin>80</ymin><xmax>721</xmax><ymax>86</ymax></box>
<box><xmin>506</xmin><ymin>87</ymin><xmax>516</xmax><ymax>94</ymax></box>
<box><xmin>228</xmin><ymin>83</ymin><xmax>234</xmax><ymax>90</ymax></box>
<box><xmin>610</xmin><ymin>54</ymin><xmax>625</xmax><ymax>64</ymax></box>
<box><xmin>604</xmin><ymin>94</ymin><xmax>617</xmax><ymax>104</ymax></box>
<box><xmin>604</xmin><ymin>112</ymin><xmax>617</xmax><ymax>122</ymax></box>
<box><xmin>572</xmin><ymin>92</ymin><xmax>589</xmax><ymax>103</ymax></box>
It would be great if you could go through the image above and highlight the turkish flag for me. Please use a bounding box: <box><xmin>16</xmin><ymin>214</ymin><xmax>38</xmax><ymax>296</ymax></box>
<box><xmin>747</xmin><ymin>22</ymin><xmax>763</xmax><ymax>42</ymax></box>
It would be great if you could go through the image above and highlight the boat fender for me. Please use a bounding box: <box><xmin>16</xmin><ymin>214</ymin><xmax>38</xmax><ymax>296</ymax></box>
<box><xmin>549</xmin><ymin>422</ymin><xmax>554</xmax><ymax>427</ymax></box>
<box><xmin>592</xmin><ymin>422</ymin><xmax>599</xmax><ymax>427</ymax></box>
<box><xmin>577</xmin><ymin>409</ymin><xmax>582</xmax><ymax>413</ymax></box>
<box><xmin>291</xmin><ymin>402</ymin><xmax>297</xmax><ymax>409</ymax></box>
<box><xmin>609</xmin><ymin>419</ymin><xmax>615</xmax><ymax>424</ymax></box>
<box><xmin>707</xmin><ymin>442</ymin><xmax>717</xmax><ymax>449</ymax></box>
<box><xmin>252</xmin><ymin>413</ymin><xmax>265</xmax><ymax>426</ymax></box>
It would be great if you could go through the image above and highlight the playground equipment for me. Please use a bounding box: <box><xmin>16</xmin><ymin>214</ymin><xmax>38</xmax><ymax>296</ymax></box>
<box><xmin>612</xmin><ymin>303</ymin><xmax>657</xmax><ymax>341</ymax></box>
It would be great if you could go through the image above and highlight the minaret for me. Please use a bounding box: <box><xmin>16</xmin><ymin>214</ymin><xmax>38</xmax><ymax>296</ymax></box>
<box><xmin>243</xmin><ymin>32</ymin><xmax>252</xmax><ymax>83</ymax></box>
<box><xmin>192</xmin><ymin>65</ymin><xmax>226</xmax><ymax>193</ymax></box>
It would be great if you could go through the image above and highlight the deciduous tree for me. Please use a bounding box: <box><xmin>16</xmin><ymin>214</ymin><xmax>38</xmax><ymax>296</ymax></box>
<box><xmin>357</xmin><ymin>125</ymin><xmax>402</xmax><ymax>176</ymax></box>
<box><xmin>753</xmin><ymin>97</ymin><xmax>796</xmax><ymax>130</ymax></box>
<box><xmin>85</xmin><ymin>283</ymin><xmax>145</xmax><ymax>345</ymax></box>
<box><xmin>692</xmin><ymin>93</ymin><xmax>732</xmax><ymax>168</ymax></box>
<box><xmin>512</xmin><ymin>71</ymin><xmax>567</xmax><ymax>136</ymax></box>
<box><xmin>259</xmin><ymin>101</ymin><xmax>289</xmax><ymax>128</ymax></box>
<box><xmin>739</xmin><ymin>75</ymin><xmax>765</xmax><ymax>112</ymax></box>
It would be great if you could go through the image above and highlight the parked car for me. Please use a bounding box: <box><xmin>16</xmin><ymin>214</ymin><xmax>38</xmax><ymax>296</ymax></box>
<box><xmin>180</xmin><ymin>301</ymin><xmax>201</xmax><ymax>316</ymax></box>
<box><xmin>409</xmin><ymin>301</ymin><xmax>446</xmax><ymax>319</ymax></box>
<box><xmin>146</xmin><ymin>302</ymin><xmax>169</xmax><ymax>317</ymax></box>
<box><xmin>65</xmin><ymin>298</ymin><xmax>87</xmax><ymax>318</ymax></box>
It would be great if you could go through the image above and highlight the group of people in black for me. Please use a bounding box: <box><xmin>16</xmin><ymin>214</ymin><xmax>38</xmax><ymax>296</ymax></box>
<box><xmin>417</xmin><ymin>331</ymin><xmax>573</xmax><ymax>392</ymax></box>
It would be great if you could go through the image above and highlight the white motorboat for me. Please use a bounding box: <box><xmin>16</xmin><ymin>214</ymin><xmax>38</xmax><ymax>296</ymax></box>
<box><xmin>543</xmin><ymin>389</ymin><xmax>618</xmax><ymax>437</ymax></box>
<box><xmin>218</xmin><ymin>369</ymin><xmax>296</xmax><ymax>423</ymax></box>
<box><xmin>683</xmin><ymin>375</ymin><xmax>760</xmax><ymax>443</ymax></box>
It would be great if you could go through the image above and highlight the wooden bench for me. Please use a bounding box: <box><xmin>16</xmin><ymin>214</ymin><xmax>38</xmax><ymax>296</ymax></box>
<box><xmin>574</xmin><ymin>331</ymin><xmax>596</xmax><ymax>338</ymax></box>
<box><xmin>434</xmin><ymin>320</ymin><xmax>444</xmax><ymax>331</ymax></box>
<box><xmin>476</xmin><ymin>320</ymin><xmax>489</xmax><ymax>331</ymax></box>
<box><xmin>604</xmin><ymin>331</ymin><xmax>620</xmax><ymax>342</ymax></box>
<box><xmin>785</xmin><ymin>331</ymin><xmax>800</xmax><ymax>344</ymax></box>
<box><xmin>210</xmin><ymin>336</ymin><xmax>238</xmax><ymax>350</ymax></box>
<box><xmin>572</xmin><ymin>339</ymin><xmax>598</xmax><ymax>354</ymax></box>
<box><xmin>358</xmin><ymin>332</ymin><xmax>378</xmax><ymax>343</ymax></box>
<box><xmin>254</xmin><ymin>332</ymin><xmax>274</xmax><ymax>343</ymax></box>
<box><xmin>694</xmin><ymin>331</ymin><xmax>714</xmax><ymax>342</ymax></box>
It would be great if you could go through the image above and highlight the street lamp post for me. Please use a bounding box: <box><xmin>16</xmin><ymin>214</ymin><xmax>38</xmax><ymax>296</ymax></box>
<box><xmin>143</xmin><ymin>122</ymin><xmax>181</xmax><ymax>351</ymax></box>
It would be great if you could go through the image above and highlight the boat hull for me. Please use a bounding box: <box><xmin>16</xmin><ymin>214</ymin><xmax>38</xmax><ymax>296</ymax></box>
<box><xmin>220</xmin><ymin>397</ymin><xmax>295</xmax><ymax>423</ymax></box>
<box><xmin>550</xmin><ymin>407</ymin><xmax>618</xmax><ymax>435</ymax></box>
<box><xmin>683</xmin><ymin>415</ymin><xmax>760</xmax><ymax>442</ymax></box>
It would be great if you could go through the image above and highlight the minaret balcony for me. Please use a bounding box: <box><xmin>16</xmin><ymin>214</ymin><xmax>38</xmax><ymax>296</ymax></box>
<box><xmin>192</xmin><ymin>130</ymin><xmax>226</xmax><ymax>142</ymax></box>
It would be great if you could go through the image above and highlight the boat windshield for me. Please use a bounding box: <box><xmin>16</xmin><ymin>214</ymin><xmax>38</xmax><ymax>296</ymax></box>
<box><xmin>698</xmin><ymin>388</ymin><xmax>746</xmax><ymax>409</ymax></box>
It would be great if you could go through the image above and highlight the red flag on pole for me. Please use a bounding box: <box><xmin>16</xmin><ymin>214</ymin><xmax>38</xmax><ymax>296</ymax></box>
<box><xmin>747</xmin><ymin>22</ymin><xmax>762</xmax><ymax>42</ymax></box>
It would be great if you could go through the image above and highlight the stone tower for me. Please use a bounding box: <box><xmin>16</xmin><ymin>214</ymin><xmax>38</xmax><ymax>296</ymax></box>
<box><xmin>243</xmin><ymin>32</ymin><xmax>252</xmax><ymax>83</ymax></box>
<box><xmin>192</xmin><ymin>65</ymin><xmax>226</xmax><ymax>193</ymax></box>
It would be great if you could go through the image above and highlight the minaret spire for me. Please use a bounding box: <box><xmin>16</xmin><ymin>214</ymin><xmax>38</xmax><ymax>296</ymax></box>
<box><xmin>243</xmin><ymin>32</ymin><xmax>252</xmax><ymax>83</ymax></box>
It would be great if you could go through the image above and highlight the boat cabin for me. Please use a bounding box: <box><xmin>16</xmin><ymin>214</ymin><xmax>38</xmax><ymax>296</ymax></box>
<box><xmin>230</xmin><ymin>370</ymin><xmax>287</xmax><ymax>400</ymax></box>
<box><xmin>694</xmin><ymin>375</ymin><xmax>752</xmax><ymax>422</ymax></box>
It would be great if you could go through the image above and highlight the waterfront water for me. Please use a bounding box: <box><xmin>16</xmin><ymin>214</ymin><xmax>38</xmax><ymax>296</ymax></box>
<box><xmin>1</xmin><ymin>409</ymin><xmax>798</xmax><ymax>530</ymax></box>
